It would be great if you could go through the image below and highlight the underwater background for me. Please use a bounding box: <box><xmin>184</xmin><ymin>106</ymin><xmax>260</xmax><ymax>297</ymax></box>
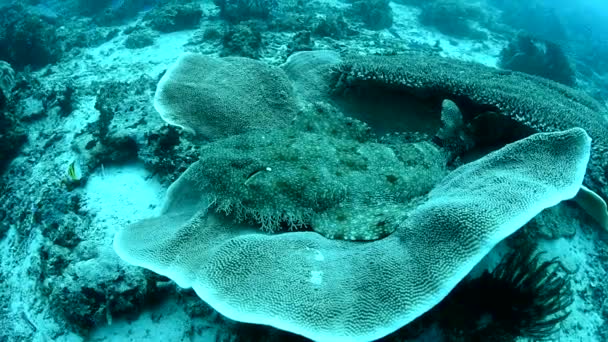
<box><xmin>1</xmin><ymin>0</ymin><xmax>608</xmax><ymax>341</ymax></box>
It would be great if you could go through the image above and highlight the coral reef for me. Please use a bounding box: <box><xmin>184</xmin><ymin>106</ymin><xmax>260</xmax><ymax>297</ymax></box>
<box><xmin>139</xmin><ymin>125</ymin><xmax>199</xmax><ymax>184</ymax></box>
<box><xmin>418</xmin><ymin>0</ymin><xmax>487</xmax><ymax>39</ymax></box>
<box><xmin>0</xmin><ymin>1</ymin><xmax>607</xmax><ymax>340</ymax></box>
<box><xmin>78</xmin><ymin>0</ymin><xmax>155</xmax><ymax>25</ymax></box>
<box><xmin>44</xmin><ymin>252</ymin><xmax>159</xmax><ymax>333</ymax></box>
<box><xmin>330</xmin><ymin>52</ymin><xmax>608</xmax><ymax>199</ymax></box>
<box><xmin>0</xmin><ymin>61</ymin><xmax>15</xmax><ymax>106</ymax></box>
<box><xmin>287</xmin><ymin>30</ymin><xmax>314</xmax><ymax>53</ymax></box>
<box><xmin>124</xmin><ymin>26</ymin><xmax>158</xmax><ymax>49</ymax></box>
<box><xmin>0</xmin><ymin>4</ymin><xmax>62</xmax><ymax>70</ymax></box>
<box><xmin>0</xmin><ymin>110</ymin><xmax>27</xmax><ymax>175</ymax></box>
<box><xmin>61</xmin><ymin>19</ymin><xmax>120</xmax><ymax>51</ymax></box>
<box><xmin>80</xmin><ymin>76</ymin><xmax>197</xmax><ymax>182</ymax></box>
<box><xmin>348</xmin><ymin>0</ymin><xmax>393</xmax><ymax>30</ymax></box>
<box><xmin>221</xmin><ymin>23</ymin><xmax>264</xmax><ymax>58</ymax></box>
<box><xmin>0</xmin><ymin>62</ymin><xmax>26</xmax><ymax>174</ymax></box>
<box><xmin>312</xmin><ymin>14</ymin><xmax>352</xmax><ymax>39</ymax></box>
<box><xmin>153</xmin><ymin>53</ymin><xmax>298</xmax><ymax>139</ymax></box>
<box><xmin>145</xmin><ymin>2</ymin><xmax>204</xmax><ymax>33</ymax></box>
<box><xmin>499</xmin><ymin>34</ymin><xmax>576</xmax><ymax>86</ymax></box>
<box><xmin>213</xmin><ymin>0</ymin><xmax>278</xmax><ymax>23</ymax></box>
<box><xmin>114</xmin><ymin>127</ymin><xmax>590</xmax><ymax>341</ymax></box>
<box><xmin>76</xmin><ymin>0</ymin><xmax>115</xmax><ymax>16</ymax></box>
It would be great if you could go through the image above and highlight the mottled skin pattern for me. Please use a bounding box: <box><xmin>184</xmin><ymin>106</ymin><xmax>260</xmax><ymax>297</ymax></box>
<box><xmin>191</xmin><ymin>107</ymin><xmax>446</xmax><ymax>240</ymax></box>
<box><xmin>331</xmin><ymin>53</ymin><xmax>608</xmax><ymax>200</ymax></box>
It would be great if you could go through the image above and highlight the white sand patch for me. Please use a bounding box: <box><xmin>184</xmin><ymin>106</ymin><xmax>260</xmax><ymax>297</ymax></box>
<box><xmin>40</xmin><ymin>28</ymin><xmax>193</xmax><ymax>90</ymax></box>
<box><xmin>83</xmin><ymin>163</ymin><xmax>165</xmax><ymax>239</ymax></box>
<box><xmin>537</xmin><ymin>227</ymin><xmax>606</xmax><ymax>342</ymax></box>
<box><xmin>86</xmin><ymin>30</ymin><xmax>193</xmax><ymax>82</ymax></box>
<box><xmin>88</xmin><ymin>296</ymin><xmax>194</xmax><ymax>342</ymax></box>
<box><xmin>390</xmin><ymin>2</ymin><xmax>504</xmax><ymax>67</ymax></box>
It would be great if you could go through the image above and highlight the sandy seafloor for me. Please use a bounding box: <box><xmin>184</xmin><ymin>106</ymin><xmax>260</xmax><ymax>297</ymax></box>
<box><xmin>1</xmin><ymin>1</ymin><xmax>608</xmax><ymax>341</ymax></box>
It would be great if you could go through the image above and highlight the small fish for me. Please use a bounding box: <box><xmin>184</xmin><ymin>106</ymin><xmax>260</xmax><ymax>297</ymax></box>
<box><xmin>67</xmin><ymin>159</ymin><xmax>82</xmax><ymax>181</ymax></box>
